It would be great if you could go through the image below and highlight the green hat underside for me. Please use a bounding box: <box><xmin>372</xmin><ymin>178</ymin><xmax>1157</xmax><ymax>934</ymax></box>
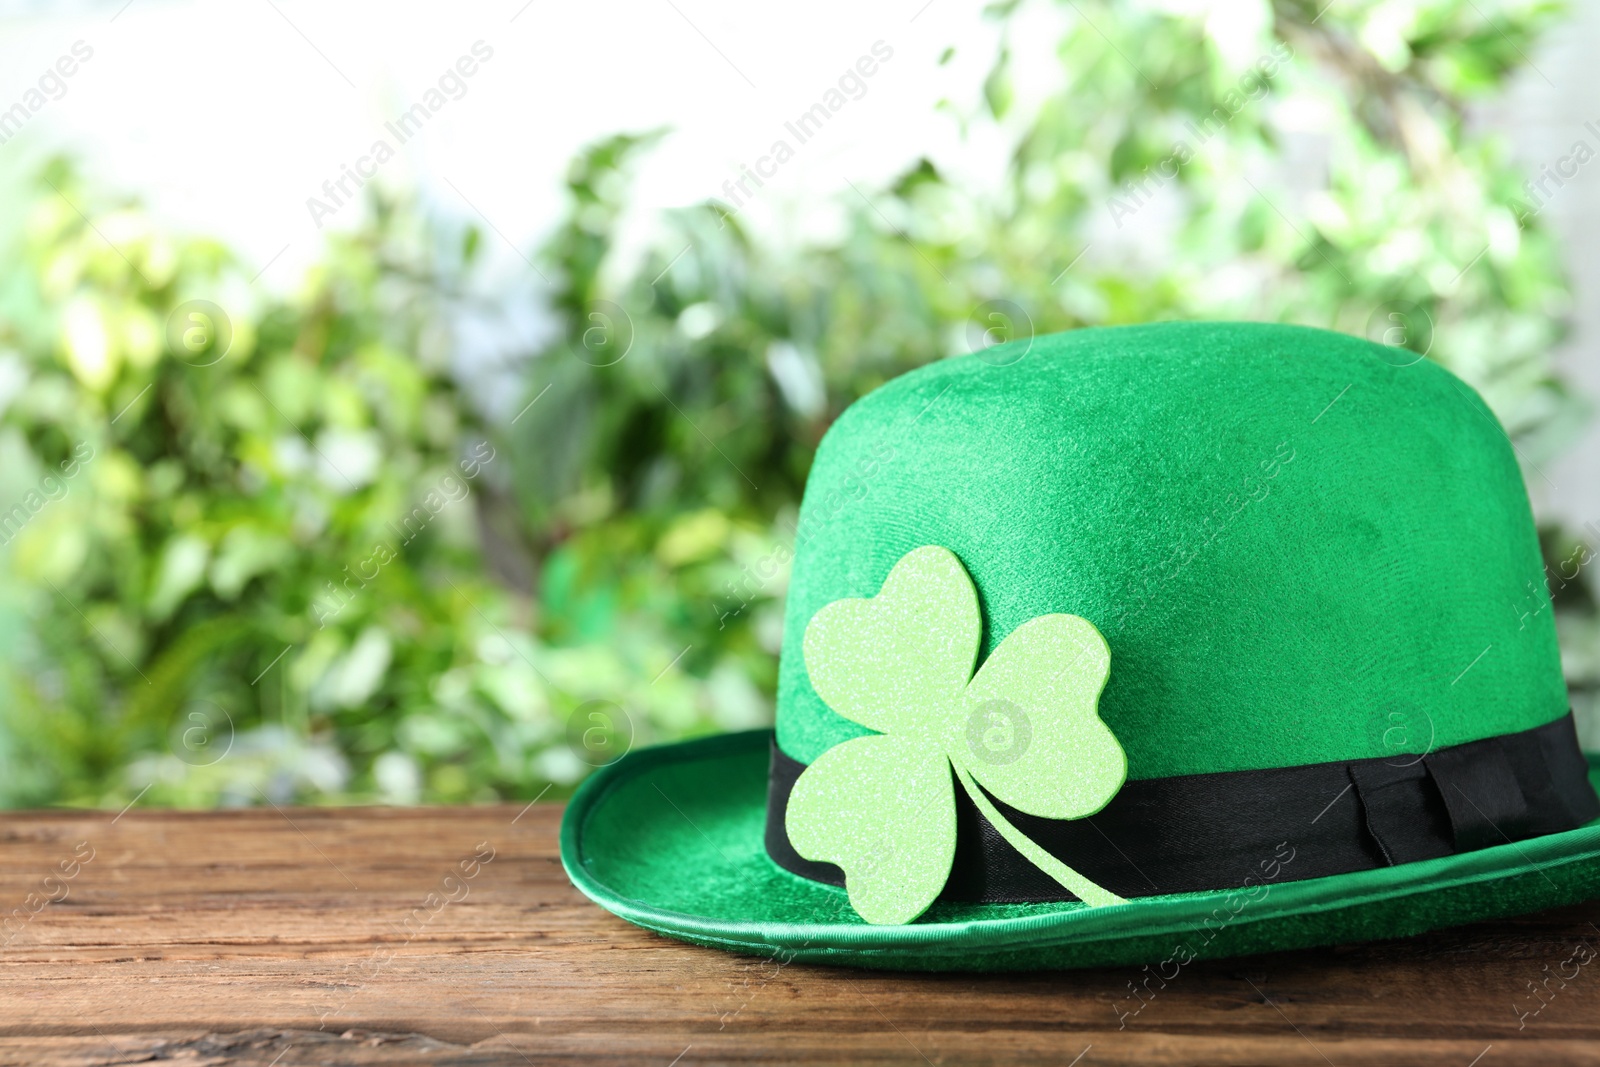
<box><xmin>561</xmin><ymin>729</ymin><xmax>1600</xmax><ymax>971</ymax></box>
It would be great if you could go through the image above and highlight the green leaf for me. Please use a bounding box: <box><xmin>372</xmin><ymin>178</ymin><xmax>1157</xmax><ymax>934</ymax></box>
<box><xmin>785</xmin><ymin>733</ymin><xmax>957</xmax><ymax>925</ymax></box>
<box><xmin>147</xmin><ymin>534</ymin><xmax>211</xmax><ymax>622</ymax></box>
<box><xmin>952</xmin><ymin>613</ymin><xmax>1124</xmax><ymax>820</ymax></box>
<box><xmin>801</xmin><ymin>545</ymin><xmax>979</xmax><ymax>736</ymax></box>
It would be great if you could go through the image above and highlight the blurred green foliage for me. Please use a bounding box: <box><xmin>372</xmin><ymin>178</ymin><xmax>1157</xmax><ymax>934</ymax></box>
<box><xmin>0</xmin><ymin>0</ymin><xmax>1594</xmax><ymax>807</ymax></box>
<box><xmin>0</xmin><ymin>171</ymin><xmax>738</xmax><ymax>806</ymax></box>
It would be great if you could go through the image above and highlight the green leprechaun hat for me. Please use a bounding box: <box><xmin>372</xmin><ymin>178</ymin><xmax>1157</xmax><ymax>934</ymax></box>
<box><xmin>559</xmin><ymin>320</ymin><xmax>1600</xmax><ymax>971</ymax></box>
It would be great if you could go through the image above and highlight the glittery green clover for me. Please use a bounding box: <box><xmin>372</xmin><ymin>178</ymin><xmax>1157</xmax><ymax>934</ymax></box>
<box><xmin>786</xmin><ymin>545</ymin><xmax>1128</xmax><ymax>925</ymax></box>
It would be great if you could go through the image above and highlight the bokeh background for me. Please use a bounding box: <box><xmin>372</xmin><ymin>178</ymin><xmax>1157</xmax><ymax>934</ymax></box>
<box><xmin>0</xmin><ymin>0</ymin><xmax>1596</xmax><ymax>808</ymax></box>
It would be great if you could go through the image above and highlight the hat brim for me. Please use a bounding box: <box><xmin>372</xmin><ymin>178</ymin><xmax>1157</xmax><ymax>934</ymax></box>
<box><xmin>559</xmin><ymin>728</ymin><xmax>1600</xmax><ymax>971</ymax></box>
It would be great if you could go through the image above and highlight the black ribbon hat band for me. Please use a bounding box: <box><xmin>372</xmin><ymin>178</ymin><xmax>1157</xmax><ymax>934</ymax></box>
<box><xmin>765</xmin><ymin>713</ymin><xmax>1600</xmax><ymax>902</ymax></box>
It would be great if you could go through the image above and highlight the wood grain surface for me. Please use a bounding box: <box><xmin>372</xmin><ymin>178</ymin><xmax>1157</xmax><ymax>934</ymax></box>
<box><xmin>2</xmin><ymin>803</ymin><xmax>1600</xmax><ymax>1066</ymax></box>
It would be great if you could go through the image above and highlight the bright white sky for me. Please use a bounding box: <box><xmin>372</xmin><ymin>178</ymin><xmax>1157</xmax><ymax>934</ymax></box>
<box><xmin>0</xmin><ymin>0</ymin><xmax>1006</xmax><ymax>286</ymax></box>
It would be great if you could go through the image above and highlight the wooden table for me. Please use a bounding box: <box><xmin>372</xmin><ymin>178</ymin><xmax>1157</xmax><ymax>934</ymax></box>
<box><xmin>3</xmin><ymin>805</ymin><xmax>1600</xmax><ymax>1066</ymax></box>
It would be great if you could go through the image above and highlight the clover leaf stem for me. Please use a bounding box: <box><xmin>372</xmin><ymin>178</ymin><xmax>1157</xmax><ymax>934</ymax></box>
<box><xmin>950</xmin><ymin>762</ymin><xmax>1127</xmax><ymax>908</ymax></box>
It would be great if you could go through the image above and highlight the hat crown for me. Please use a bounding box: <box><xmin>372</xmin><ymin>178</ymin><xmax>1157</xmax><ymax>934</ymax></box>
<box><xmin>776</xmin><ymin>322</ymin><xmax>1563</xmax><ymax>780</ymax></box>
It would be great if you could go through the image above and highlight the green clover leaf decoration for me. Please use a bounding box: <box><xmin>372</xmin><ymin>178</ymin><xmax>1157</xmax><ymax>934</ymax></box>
<box><xmin>786</xmin><ymin>545</ymin><xmax>1128</xmax><ymax>925</ymax></box>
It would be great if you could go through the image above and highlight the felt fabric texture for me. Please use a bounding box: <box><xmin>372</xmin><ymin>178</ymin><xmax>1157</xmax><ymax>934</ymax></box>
<box><xmin>775</xmin><ymin>322</ymin><xmax>1565</xmax><ymax>776</ymax></box>
<box><xmin>561</xmin><ymin>728</ymin><xmax>1600</xmax><ymax>971</ymax></box>
<box><xmin>788</xmin><ymin>544</ymin><xmax>1126</xmax><ymax>921</ymax></box>
<box><xmin>559</xmin><ymin>321</ymin><xmax>1586</xmax><ymax>970</ymax></box>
